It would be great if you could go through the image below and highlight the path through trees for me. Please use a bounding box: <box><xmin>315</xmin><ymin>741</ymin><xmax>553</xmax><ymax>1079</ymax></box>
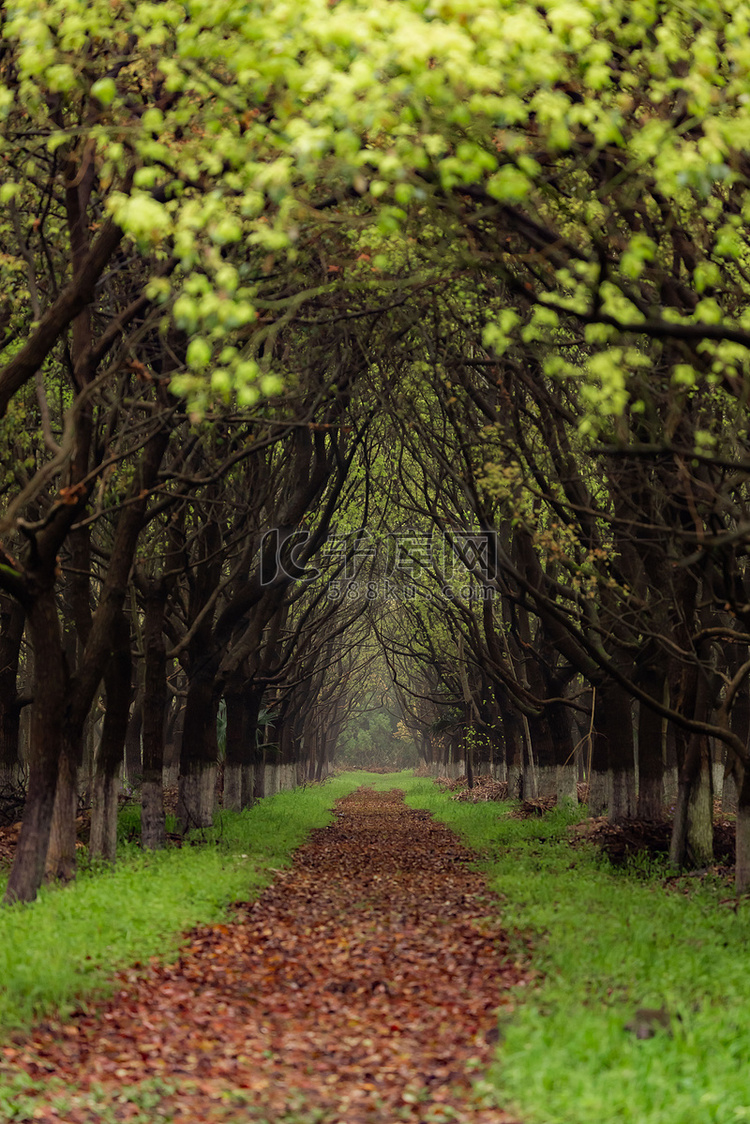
<box><xmin>5</xmin><ymin>788</ymin><xmax>527</xmax><ymax>1123</ymax></box>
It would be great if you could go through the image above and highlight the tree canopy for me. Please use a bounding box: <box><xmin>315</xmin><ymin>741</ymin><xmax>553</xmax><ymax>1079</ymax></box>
<box><xmin>3</xmin><ymin>0</ymin><xmax>750</xmax><ymax>904</ymax></box>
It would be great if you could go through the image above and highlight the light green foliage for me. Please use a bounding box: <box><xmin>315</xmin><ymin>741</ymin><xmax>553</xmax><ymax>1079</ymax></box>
<box><xmin>404</xmin><ymin>779</ymin><xmax>750</xmax><ymax>1124</ymax></box>
<box><xmin>4</xmin><ymin>0</ymin><xmax>750</xmax><ymax>414</ymax></box>
<box><xmin>0</xmin><ymin>776</ymin><xmax>362</xmax><ymax>1031</ymax></box>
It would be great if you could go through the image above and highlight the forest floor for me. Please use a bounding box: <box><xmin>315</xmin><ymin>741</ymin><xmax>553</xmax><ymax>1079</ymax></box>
<box><xmin>0</xmin><ymin>788</ymin><xmax>529</xmax><ymax>1123</ymax></box>
<box><xmin>435</xmin><ymin>774</ymin><xmax>737</xmax><ymax>879</ymax></box>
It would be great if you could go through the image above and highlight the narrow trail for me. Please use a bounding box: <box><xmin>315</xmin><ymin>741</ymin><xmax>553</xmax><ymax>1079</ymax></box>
<box><xmin>7</xmin><ymin>789</ymin><xmax>529</xmax><ymax>1122</ymax></box>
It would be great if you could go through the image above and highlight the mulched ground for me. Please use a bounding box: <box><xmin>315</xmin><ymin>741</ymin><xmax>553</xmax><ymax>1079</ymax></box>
<box><xmin>569</xmin><ymin>813</ymin><xmax>736</xmax><ymax>868</ymax></box>
<box><xmin>430</xmin><ymin>777</ymin><xmax>736</xmax><ymax>872</ymax></box>
<box><xmin>1</xmin><ymin>788</ymin><xmax>529</xmax><ymax>1123</ymax></box>
<box><xmin>453</xmin><ymin>778</ymin><xmax>509</xmax><ymax>803</ymax></box>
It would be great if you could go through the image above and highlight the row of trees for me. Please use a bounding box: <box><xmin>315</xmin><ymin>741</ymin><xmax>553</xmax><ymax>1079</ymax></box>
<box><xmin>3</xmin><ymin>0</ymin><xmax>750</xmax><ymax>898</ymax></box>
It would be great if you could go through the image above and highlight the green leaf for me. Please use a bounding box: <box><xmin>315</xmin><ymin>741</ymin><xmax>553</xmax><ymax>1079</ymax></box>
<box><xmin>90</xmin><ymin>77</ymin><xmax>117</xmax><ymax>106</ymax></box>
<box><xmin>186</xmin><ymin>338</ymin><xmax>212</xmax><ymax>370</ymax></box>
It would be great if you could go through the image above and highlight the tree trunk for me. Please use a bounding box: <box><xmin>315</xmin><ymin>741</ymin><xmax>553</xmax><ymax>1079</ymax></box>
<box><xmin>591</xmin><ymin>681</ymin><xmax>635</xmax><ymax>821</ymax></box>
<box><xmin>89</xmin><ymin>612</ymin><xmax>132</xmax><ymax>861</ymax></box>
<box><xmin>223</xmin><ymin>689</ymin><xmax>245</xmax><ymax>813</ymax></box>
<box><xmin>525</xmin><ymin>713</ymin><xmax>554</xmax><ymax>797</ymax></box>
<box><xmin>4</xmin><ymin>591</ymin><xmax>67</xmax><ymax>904</ymax></box>
<box><xmin>669</xmin><ymin>662</ymin><xmax>713</xmax><ymax>869</ymax></box>
<box><xmin>163</xmin><ymin>696</ymin><xmax>184</xmax><ymax>788</ymax></box>
<box><xmin>736</xmin><ymin>763</ymin><xmax>750</xmax><ymax>893</ymax></box>
<box><xmin>686</xmin><ymin>737</ymin><xmax>713</xmax><ymax>868</ymax></box>
<box><xmin>124</xmin><ymin>679</ymin><xmax>144</xmax><ymax>783</ymax></box>
<box><xmin>465</xmin><ymin>728</ymin><xmax>474</xmax><ymax>789</ymax></box>
<box><xmin>225</xmin><ymin>687</ymin><xmax>262</xmax><ymax>811</ymax></box>
<box><xmin>636</xmin><ymin>669</ymin><xmax>666</xmax><ymax>819</ymax></box>
<box><xmin>177</xmin><ymin>672</ymin><xmax>218</xmax><ymax>830</ymax></box>
<box><xmin>265</xmin><ymin>754</ymin><xmax>280</xmax><ymax>796</ymax></box>
<box><xmin>141</xmin><ymin>593</ymin><xmax>167</xmax><ymax>849</ymax></box>
<box><xmin>253</xmin><ymin>745</ymin><xmax>266</xmax><ymax>799</ymax></box>
<box><xmin>45</xmin><ymin>735</ymin><xmax>80</xmax><ymax>883</ymax></box>
<box><xmin>588</xmin><ymin>689</ymin><xmax>609</xmax><ymax>816</ymax></box>
<box><xmin>548</xmin><ymin>700</ymin><xmax>577</xmax><ymax>803</ymax></box>
<box><xmin>606</xmin><ymin>687</ymin><xmax>636</xmax><ymax>822</ymax></box>
<box><xmin>0</xmin><ymin>596</ymin><xmax>25</xmax><ymax>786</ymax></box>
<box><xmin>241</xmin><ymin>763</ymin><xmax>255</xmax><ymax>808</ymax></box>
<box><xmin>501</xmin><ymin>706</ymin><xmax>524</xmax><ymax>799</ymax></box>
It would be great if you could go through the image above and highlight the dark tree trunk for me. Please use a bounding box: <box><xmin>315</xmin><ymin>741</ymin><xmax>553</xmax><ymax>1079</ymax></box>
<box><xmin>164</xmin><ymin>695</ymin><xmax>184</xmax><ymax>785</ymax></box>
<box><xmin>669</xmin><ymin>728</ymin><xmax>704</xmax><ymax>868</ymax></box>
<box><xmin>253</xmin><ymin>744</ymin><xmax>266</xmax><ymax>799</ymax></box>
<box><xmin>669</xmin><ymin>666</ymin><xmax>713</xmax><ymax>868</ymax></box>
<box><xmin>45</xmin><ymin>734</ymin><xmax>80</xmax><ymax>883</ymax></box>
<box><xmin>588</xmin><ymin>687</ymin><xmax>609</xmax><ymax>815</ymax></box>
<box><xmin>224</xmin><ymin>688</ymin><xmax>262</xmax><ymax>811</ymax></box>
<box><xmin>685</xmin><ymin>656</ymin><xmax>716</xmax><ymax>868</ymax></box>
<box><xmin>0</xmin><ymin>596</ymin><xmax>25</xmax><ymax>783</ymax></box>
<box><xmin>124</xmin><ymin>679</ymin><xmax>144</xmax><ymax>783</ymax></box>
<box><xmin>736</xmin><ymin>764</ymin><xmax>750</xmax><ymax>893</ymax></box>
<box><xmin>724</xmin><ymin>651</ymin><xmax>750</xmax><ymax>815</ymax></box>
<box><xmin>636</xmin><ymin>669</ymin><xmax>666</xmax><ymax>819</ymax></box>
<box><xmin>223</xmin><ymin>689</ymin><xmax>246</xmax><ymax>813</ymax></box>
<box><xmin>141</xmin><ymin>592</ymin><xmax>168</xmax><ymax>849</ymax></box>
<box><xmin>4</xmin><ymin>590</ymin><xmax>67</xmax><ymax>904</ymax></box>
<box><xmin>606</xmin><ymin>685</ymin><xmax>636</xmax><ymax>821</ymax></box>
<box><xmin>591</xmin><ymin>681</ymin><xmax>636</xmax><ymax>821</ymax></box>
<box><xmin>465</xmin><ymin>720</ymin><xmax>474</xmax><ymax>790</ymax></box>
<box><xmin>500</xmin><ymin>704</ymin><xmax>524</xmax><ymax>799</ymax></box>
<box><xmin>526</xmin><ymin>712</ymin><xmax>555</xmax><ymax>797</ymax></box>
<box><xmin>548</xmin><ymin>699</ymin><xmax>577</xmax><ymax>803</ymax></box>
<box><xmin>687</xmin><ymin>736</ymin><xmax>713</xmax><ymax>867</ymax></box>
<box><xmin>177</xmin><ymin>672</ymin><xmax>218</xmax><ymax>830</ymax></box>
<box><xmin>47</xmin><ymin>426</ymin><xmax>170</xmax><ymax>877</ymax></box>
<box><xmin>90</xmin><ymin>612</ymin><xmax>132</xmax><ymax>861</ymax></box>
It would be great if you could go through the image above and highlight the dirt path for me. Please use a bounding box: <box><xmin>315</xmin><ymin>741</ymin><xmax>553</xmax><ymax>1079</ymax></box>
<box><xmin>4</xmin><ymin>789</ymin><xmax>528</xmax><ymax>1122</ymax></box>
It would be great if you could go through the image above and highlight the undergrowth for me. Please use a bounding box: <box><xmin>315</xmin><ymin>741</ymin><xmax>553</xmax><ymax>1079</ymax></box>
<box><xmin>398</xmin><ymin>775</ymin><xmax>750</xmax><ymax>1124</ymax></box>
<box><xmin>0</xmin><ymin>774</ymin><xmax>365</xmax><ymax>1033</ymax></box>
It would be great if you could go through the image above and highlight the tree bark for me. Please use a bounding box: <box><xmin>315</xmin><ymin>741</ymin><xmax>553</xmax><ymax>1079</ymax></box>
<box><xmin>224</xmin><ymin>687</ymin><xmax>262</xmax><ymax>812</ymax></box>
<box><xmin>588</xmin><ymin>689</ymin><xmax>609</xmax><ymax>816</ymax></box>
<box><xmin>89</xmin><ymin>612</ymin><xmax>132</xmax><ymax>861</ymax></box>
<box><xmin>590</xmin><ymin>681</ymin><xmax>635</xmax><ymax>821</ymax></box>
<box><xmin>0</xmin><ymin>596</ymin><xmax>25</xmax><ymax>785</ymax></box>
<box><xmin>124</xmin><ymin>678</ymin><xmax>144</xmax><ymax>783</ymax></box>
<box><xmin>141</xmin><ymin>592</ymin><xmax>168</xmax><ymax>849</ymax></box>
<box><xmin>253</xmin><ymin>745</ymin><xmax>266</xmax><ymax>799</ymax></box>
<box><xmin>669</xmin><ymin>661</ymin><xmax>714</xmax><ymax>868</ymax></box>
<box><xmin>45</xmin><ymin>734</ymin><xmax>80</xmax><ymax>883</ymax></box>
<box><xmin>45</xmin><ymin>426</ymin><xmax>170</xmax><ymax>878</ymax></box>
<box><xmin>223</xmin><ymin>689</ymin><xmax>246</xmax><ymax>813</ymax></box>
<box><xmin>736</xmin><ymin>764</ymin><xmax>750</xmax><ymax>893</ymax></box>
<box><xmin>686</xmin><ymin>737</ymin><xmax>713</xmax><ymax>868</ymax></box>
<box><xmin>636</xmin><ymin>669</ymin><xmax>666</xmax><ymax>819</ymax></box>
<box><xmin>547</xmin><ymin>699</ymin><xmax>577</xmax><ymax>803</ymax></box>
<box><xmin>177</xmin><ymin>672</ymin><xmax>218</xmax><ymax>830</ymax></box>
<box><xmin>501</xmin><ymin>705</ymin><xmax>524</xmax><ymax>799</ymax></box>
<box><xmin>4</xmin><ymin>590</ymin><xmax>67</xmax><ymax>904</ymax></box>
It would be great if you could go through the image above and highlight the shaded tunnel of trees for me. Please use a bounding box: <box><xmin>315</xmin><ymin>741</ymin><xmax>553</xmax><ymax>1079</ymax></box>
<box><xmin>3</xmin><ymin>0</ymin><xmax>750</xmax><ymax>903</ymax></box>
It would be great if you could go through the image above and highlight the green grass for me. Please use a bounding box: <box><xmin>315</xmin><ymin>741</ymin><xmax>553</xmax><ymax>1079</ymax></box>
<box><xmin>6</xmin><ymin>768</ymin><xmax>748</xmax><ymax>1122</ymax></box>
<box><xmin>0</xmin><ymin>774</ymin><xmax>365</xmax><ymax>1033</ymax></box>
<box><xmin>397</xmin><ymin>776</ymin><xmax>750</xmax><ymax>1124</ymax></box>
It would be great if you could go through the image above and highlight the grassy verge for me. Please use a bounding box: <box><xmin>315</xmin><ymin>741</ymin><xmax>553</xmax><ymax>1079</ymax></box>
<box><xmin>7</xmin><ymin>769</ymin><xmax>746</xmax><ymax>1122</ymax></box>
<box><xmin>0</xmin><ymin>774</ymin><xmax>366</xmax><ymax>1034</ymax></box>
<box><xmin>398</xmin><ymin>776</ymin><xmax>750</xmax><ymax>1124</ymax></box>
